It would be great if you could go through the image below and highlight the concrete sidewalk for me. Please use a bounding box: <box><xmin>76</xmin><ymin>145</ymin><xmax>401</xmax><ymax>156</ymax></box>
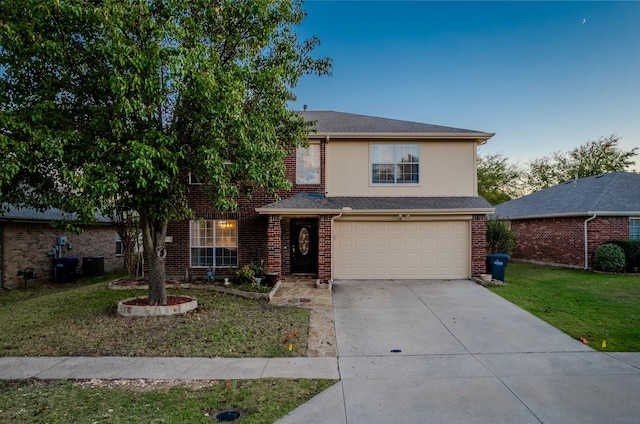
<box><xmin>0</xmin><ymin>356</ymin><xmax>339</xmax><ymax>381</ymax></box>
<box><xmin>277</xmin><ymin>280</ymin><xmax>640</xmax><ymax>424</ymax></box>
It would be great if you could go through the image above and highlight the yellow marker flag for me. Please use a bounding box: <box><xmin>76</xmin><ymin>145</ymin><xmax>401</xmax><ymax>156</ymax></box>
<box><xmin>602</xmin><ymin>340</ymin><xmax>607</xmax><ymax>348</ymax></box>
<box><xmin>288</xmin><ymin>344</ymin><xmax>293</xmax><ymax>351</ymax></box>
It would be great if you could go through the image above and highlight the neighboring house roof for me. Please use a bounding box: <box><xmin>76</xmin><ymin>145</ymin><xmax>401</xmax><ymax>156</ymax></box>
<box><xmin>300</xmin><ymin>110</ymin><xmax>494</xmax><ymax>143</ymax></box>
<box><xmin>494</xmin><ymin>171</ymin><xmax>640</xmax><ymax>219</ymax></box>
<box><xmin>0</xmin><ymin>204</ymin><xmax>110</xmax><ymax>223</ymax></box>
<box><xmin>0</xmin><ymin>204</ymin><xmax>76</xmax><ymax>222</ymax></box>
<box><xmin>257</xmin><ymin>193</ymin><xmax>493</xmax><ymax>215</ymax></box>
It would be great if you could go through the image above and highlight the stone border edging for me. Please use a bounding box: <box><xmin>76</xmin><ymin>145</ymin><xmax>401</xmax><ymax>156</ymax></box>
<box><xmin>108</xmin><ymin>280</ymin><xmax>281</xmax><ymax>302</ymax></box>
<box><xmin>117</xmin><ymin>296</ymin><xmax>198</xmax><ymax>317</ymax></box>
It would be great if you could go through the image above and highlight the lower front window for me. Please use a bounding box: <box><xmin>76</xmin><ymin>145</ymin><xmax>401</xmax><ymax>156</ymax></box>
<box><xmin>190</xmin><ymin>219</ymin><xmax>238</xmax><ymax>267</ymax></box>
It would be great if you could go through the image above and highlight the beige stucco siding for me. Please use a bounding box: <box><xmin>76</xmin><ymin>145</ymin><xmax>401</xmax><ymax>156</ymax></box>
<box><xmin>325</xmin><ymin>139</ymin><xmax>477</xmax><ymax>197</ymax></box>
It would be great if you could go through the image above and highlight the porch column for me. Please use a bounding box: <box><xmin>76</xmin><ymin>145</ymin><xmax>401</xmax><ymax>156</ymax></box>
<box><xmin>267</xmin><ymin>215</ymin><xmax>282</xmax><ymax>275</ymax></box>
<box><xmin>318</xmin><ymin>215</ymin><xmax>332</xmax><ymax>283</ymax></box>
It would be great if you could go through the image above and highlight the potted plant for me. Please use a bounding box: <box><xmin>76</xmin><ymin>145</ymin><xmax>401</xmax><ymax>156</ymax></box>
<box><xmin>263</xmin><ymin>267</ymin><xmax>279</xmax><ymax>287</ymax></box>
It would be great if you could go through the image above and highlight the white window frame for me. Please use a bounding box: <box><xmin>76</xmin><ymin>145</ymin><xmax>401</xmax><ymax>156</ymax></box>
<box><xmin>370</xmin><ymin>143</ymin><xmax>420</xmax><ymax>184</ymax></box>
<box><xmin>115</xmin><ymin>233</ymin><xmax>123</xmax><ymax>256</ymax></box>
<box><xmin>188</xmin><ymin>173</ymin><xmax>202</xmax><ymax>185</ymax></box>
<box><xmin>189</xmin><ymin>219</ymin><xmax>238</xmax><ymax>268</ymax></box>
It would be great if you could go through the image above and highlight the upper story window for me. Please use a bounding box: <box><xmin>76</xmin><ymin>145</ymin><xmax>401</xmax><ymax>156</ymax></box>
<box><xmin>630</xmin><ymin>219</ymin><xmax>640</xmax><ymax>240</ymax></box>
<box><xmin>296</xmin><ymin>144</ymin><xmax>320</xmax><ymax>184</ymax></box>
<box><xmin>371</xmin><ymin>144</ymin><xmax>419</xmax><ymax>184</ymax></box>
<box><xmin>188</xmin><ymin>173</ymin><xmax>202</xmax><ymax>185</ymax></box>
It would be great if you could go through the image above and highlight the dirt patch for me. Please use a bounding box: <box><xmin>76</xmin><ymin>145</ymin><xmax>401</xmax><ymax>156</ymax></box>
<box><xmin>74</xmin><ymin>379</ymin><xmax>219</xmax><ymax>392</ymax></box>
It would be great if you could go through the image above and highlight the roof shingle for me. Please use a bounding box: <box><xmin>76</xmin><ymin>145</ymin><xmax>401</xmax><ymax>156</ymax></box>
<box><xmin>300</xmin><ymin>110</ymin><xmax>490</xmax><ymax>135</ymax></box>
<box><xmin>260</xmin><ymin>193</ymin><xmax>492</xmax><ymax>212</ymax></box>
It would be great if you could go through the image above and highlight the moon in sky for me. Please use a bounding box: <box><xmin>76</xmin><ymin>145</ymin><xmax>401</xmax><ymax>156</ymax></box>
<box><xmin>582</xmin><ymin>18</ymin><xmax>586</xmax><ymax>24</ymax></box>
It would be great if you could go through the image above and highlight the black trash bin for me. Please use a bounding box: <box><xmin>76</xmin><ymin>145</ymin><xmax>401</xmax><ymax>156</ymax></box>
<box><xmin>486</xmin><ymin>253</ymin><xmax>509</xmax><ymax>282</ymax></box>
<box><xmin>54</xmin><ymin>256</ymin><xmax>79</xmax><ymax>284</ymax></box>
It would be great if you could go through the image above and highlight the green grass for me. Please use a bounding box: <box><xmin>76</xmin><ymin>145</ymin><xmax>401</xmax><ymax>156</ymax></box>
<box><xmin>489</xmin><ymin>262</ymin><xmax>640</xmax><ymax>351</ymax></box>
<box><xmin>0</xmin><ymin>275</ymin><xmax>334</xmax><ymax>423</ymax></box>
<box><xmin>0</xmin><ymin>273</ymin><xmax>310</xmax><ymax>357</ymax></box>
<box><xmin>0</xmin><ymin>379</ymin><xmax>336</xmax><ymax>423</ymax></box>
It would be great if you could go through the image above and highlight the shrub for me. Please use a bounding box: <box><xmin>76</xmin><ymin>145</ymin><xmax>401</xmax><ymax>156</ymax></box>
<box><xmin>593</xmin><ymin>243</ymin><xmax>626</xmax><ymax>272</ymax></box>
<box><xmin>486</xmin><ymin>219</ymin><xmax>516</xmax><ymax>254</ymax></box>
<box><xmin>607</xmin><ymin>239</ymin><xmax>640</xmax><ymax>272</ymax></box>
<box><xmin>236</xmin><ymin>265</ymin><xmax>256</xmax><ymax>284</ymax></box>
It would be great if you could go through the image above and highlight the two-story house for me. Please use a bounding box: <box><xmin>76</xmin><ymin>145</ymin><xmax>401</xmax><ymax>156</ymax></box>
<box><xmin>164</xmin><ymin>111</ymin><xmax>494</xmax><ymax>282</ymax></box>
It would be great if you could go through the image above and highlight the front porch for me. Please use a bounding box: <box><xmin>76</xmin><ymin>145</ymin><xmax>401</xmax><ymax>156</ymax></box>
<box><xmin>266</xmin><ymin>215</ymin><xmax>334</xmax><ymax>283</ymax></box>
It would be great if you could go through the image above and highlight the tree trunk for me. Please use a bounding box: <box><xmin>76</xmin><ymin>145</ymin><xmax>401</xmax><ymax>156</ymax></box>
<box><xmin>140</xmin><ymin>211</ymin><xmax>168</xmax><ymax>305</ymax></box>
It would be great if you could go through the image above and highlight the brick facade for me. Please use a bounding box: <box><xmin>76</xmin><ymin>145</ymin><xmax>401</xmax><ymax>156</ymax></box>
<box><xmin>318</xmin><ymin>215</ymin><xmax>333</xmax><ymax>282</ymax></box>
<box><xmin>168</xmin><ymin>137</ymin><xmax>489</xmax><ymax>281</ymax></box>
<box><xmin>510</xmin><ymin>216</ymin><xmax>630</xmax><ymax>268</ymax></box>
<box><xmin>471</xmin><ymin>214</ymin><xmax>488</xmax><ymax>275</ymax></box>
<box><xmin>165</xmin><ymin>142</ymin><xmax>326</xmax><ymax>280</ymax></box>
<box><xmin>0</xmin><ymin>222</ymin><xmax>124</xmax><ymax>288</ymax></box>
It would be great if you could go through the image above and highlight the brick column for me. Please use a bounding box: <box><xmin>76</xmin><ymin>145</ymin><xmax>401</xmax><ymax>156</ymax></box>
<box><xmin>318</xmin><ymin>215</ymin><xmax>333</xmax><ymax>283</ymax></box>
<box><xmin>267</xmin><ymin>215</ymin><xmax>282</xmax><ymax>275</ymax></box>
<box><xmin>471</xmin><ymin>214</ymin><xmax>488</xmax><ymax>275</ymax></box>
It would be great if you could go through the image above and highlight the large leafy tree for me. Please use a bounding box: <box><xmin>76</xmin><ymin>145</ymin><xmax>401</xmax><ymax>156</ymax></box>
<box><xmin>477</xmin><ymin>152</ymin><xmax>523</xmax><ymax>205</ymax></box>
<box><xmin>525</xmin><ymin>135</ymin><xmax>637</xmax><ymax>192</ymax></box>
<box><xmin>0</xmin><ymin>0</ymin><xmax>331</xmax><ymax>304</ymax></box>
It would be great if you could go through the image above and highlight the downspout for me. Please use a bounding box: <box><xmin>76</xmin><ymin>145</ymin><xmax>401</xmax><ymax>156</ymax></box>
<box><xmin>584</xmin><ymin>213</ymin><xmax>597</xmax><ymax>270</ymax></box>
<box><xmin>330</xmin><ymin>208</ymin><xmax>347</xmax><ymax>282</ymax></box>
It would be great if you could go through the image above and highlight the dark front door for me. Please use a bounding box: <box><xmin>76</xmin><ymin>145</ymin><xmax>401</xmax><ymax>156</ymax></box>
<box><xmin>291</xmin><ymin>219</ymin><xmax>318</xmax><ymax>274</ymax></box>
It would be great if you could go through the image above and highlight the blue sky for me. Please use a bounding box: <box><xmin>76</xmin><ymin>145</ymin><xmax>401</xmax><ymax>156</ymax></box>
<box><xmin>290</xmin><ymin>1</ymin><xmax>640</xmax><ymax>168</ymax></box>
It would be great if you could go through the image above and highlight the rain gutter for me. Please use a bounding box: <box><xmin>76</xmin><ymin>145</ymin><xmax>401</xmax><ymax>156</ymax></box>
<box><xmin>307</xmin><ymin>132</ymin><xmax>495</xmax><ymax>144</ymax></box>
<box><xmin>584</xmin><ymin>212</ymin><xmax>598</xmax><ymax>270</ymax></box>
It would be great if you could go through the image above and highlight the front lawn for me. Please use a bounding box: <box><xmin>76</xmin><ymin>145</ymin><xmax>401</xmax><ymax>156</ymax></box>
<box><xmin>0</xmin><ymin>275</ymin><xmax>334</xmax><ymax>423</ymax></box>
<box><xmin>489</xmin><ymin>262</ymin><xmax>640</xmax><ymax>351</ymax></box>
<box><xmin>0</xmin><ymin>273</ymin><xmax>309</xmax><ymax>357</ymax></box>
<box><xmin>0</xmin><ymin>379</ymin><xmax>335</xmax><ymax>423</ymax></box>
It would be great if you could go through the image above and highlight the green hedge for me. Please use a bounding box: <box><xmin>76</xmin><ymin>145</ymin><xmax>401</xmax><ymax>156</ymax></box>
<box><xmin>594</xmin><ymin>243</ymin><xmax>626</xmax><ymax>273</ymax></box>
<box><xmin>607</xmin><ymin>239</ymin><xmax>640</xmax><ymax>272</ymax></box>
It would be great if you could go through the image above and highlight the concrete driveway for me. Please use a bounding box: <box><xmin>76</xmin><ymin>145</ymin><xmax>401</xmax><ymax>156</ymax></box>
<box><xmin>277</xmin><ymin>279</ymin><xmax>640</xmax><ymax>424</ymax></box>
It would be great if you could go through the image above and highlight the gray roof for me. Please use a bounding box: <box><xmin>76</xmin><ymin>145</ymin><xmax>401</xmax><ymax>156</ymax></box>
<box><xmin>1</xmin><ymin>204</ymin><xmax>109</xmax><ymax>223</ymax></box>
<box><xmin>259</xmin><ymin>193</ymin><xmax>492</xmax><ymax>212</ymax></box>
<box><xmin>494</xmin><ymin>171</ymin><xmax>640</xmax><ymax>219</ymax></box>
<box><xmin>300</xmin><ymin>111</ymin><xmax>492</xmax><ymax>136</ymax></box>
<box><xmin>1</xmin><ymin>204</ymin><xmax>76</xmax><ymax>222</ymax></box>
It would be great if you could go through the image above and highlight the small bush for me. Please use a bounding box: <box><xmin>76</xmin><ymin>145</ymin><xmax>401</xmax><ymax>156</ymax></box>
<box><xmin>486</xmin><ymin>219</ymin><xmax>516</xmax><ymax>254</ymax></box>
<box><xmin>236</xmin><ymin>265</ymin><xmax>256</xmax><ymax>284</ymax></box>
<box><xmin>608</xmin><ymin>239</ymin><xmax>640</xmax><ymax>272</ymax></box>
<box><xmin>594</xmin><ymin>243</ymin><xmax>626</xmax><ymax>272</ymax></box>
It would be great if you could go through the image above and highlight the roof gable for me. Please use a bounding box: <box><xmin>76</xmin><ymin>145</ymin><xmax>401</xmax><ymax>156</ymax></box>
<box><xmin>494</xmin><ymin>171</ymin><xmax>640</xmax><ymax>219</ymax></box>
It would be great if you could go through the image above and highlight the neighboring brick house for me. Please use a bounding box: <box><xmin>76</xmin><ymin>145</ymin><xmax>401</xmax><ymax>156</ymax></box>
<box><xmin>165</xmin><ymin>111</ymin><xmax>495</xmax><ymax>282</ymax></box>
<box><xmin>493</xmin><ymin>171</ymin><xmax>640</xmax><ymax>269</ymax></box>
<box><xmin>0</xmin><ymin>205</ymin><xmax>125</xmax><ymax>288</ymax></box>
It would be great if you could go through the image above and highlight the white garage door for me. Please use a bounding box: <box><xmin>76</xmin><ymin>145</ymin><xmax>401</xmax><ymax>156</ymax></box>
<box><xmin>334</xmin><ymin>220</ymin><xmax>470</xmax><ymax>279</ymax></box>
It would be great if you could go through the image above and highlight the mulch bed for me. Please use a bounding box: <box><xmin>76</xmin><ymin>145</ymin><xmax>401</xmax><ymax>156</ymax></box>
<box><xmin>122</xmin><ymin>296</ymin><xmax>194</xmax><ymax>306</ymax></box>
